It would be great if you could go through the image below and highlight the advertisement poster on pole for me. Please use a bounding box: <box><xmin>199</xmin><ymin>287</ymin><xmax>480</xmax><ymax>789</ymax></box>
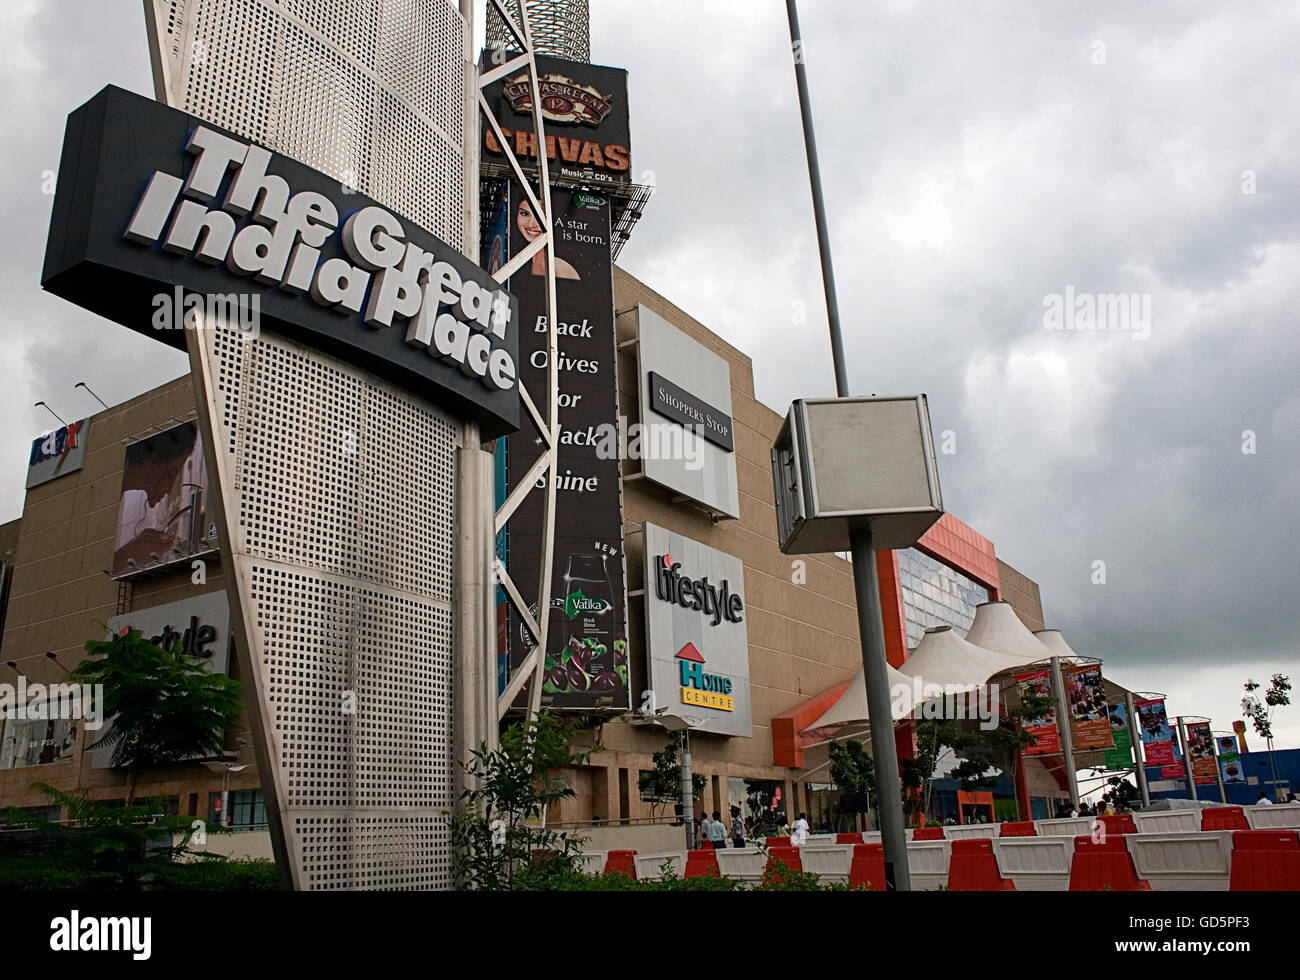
<box><xmin>1160</xmin><ymin>729</ymin><xmax>1186</xmax><ymax>779</ymax></box>
<box><xmin>1187</xmin><ymin>721</ymin><xmax>1217</xmax><ymax>780</ymax></box>
<box><xmin>1065</xmin><ymin>663</ymin><xmax>1114</xmax><ymax>750</ymax></box>
<box><xmin>1217</xmin><ymin>735</ymin><xmax>1244</xmax><ymax>783</ymax></box>
<box><xmin>1015</xmin><ymin>669</ymin><xmax>1058</xmax><ymax>755</ymax></box>
<box><xmin>1135</xmin><ymin>697</ymin><xmax>1175</xmax><ymax>767</ymax></box>
<box><xmin>1103</xmin><ymin>703</ymin><xmax>1133</xmax><ymax>769</ymax></box>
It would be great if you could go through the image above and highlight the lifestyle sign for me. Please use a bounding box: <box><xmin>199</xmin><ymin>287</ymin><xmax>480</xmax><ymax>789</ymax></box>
<box><xmin>643</xmin><ymin>523</ymin><xmax>751</xmax><ymax>738</ymax></box>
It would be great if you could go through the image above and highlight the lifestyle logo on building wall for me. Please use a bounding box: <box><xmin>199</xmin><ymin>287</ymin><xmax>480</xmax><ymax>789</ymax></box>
<box><xmin>643</xmin><ymin>524</ymin><xmax>752</xmax><ymax>738</ymax></box>
<box><xmin>653</xmin><ymin>553</ymin><xmax>744</xmax><ymax>627</ymax></box>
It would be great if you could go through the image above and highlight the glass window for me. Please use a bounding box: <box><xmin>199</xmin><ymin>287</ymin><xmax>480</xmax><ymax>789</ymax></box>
<box><xmin>209</xmin><ymin>789</ymin><xmax>266</xmax><ymax>830</ymax></box>
<box><xmin>727</xmin><ymin>777</ymin><xmax>787</xmax><ymax>838</ymax></box>
<box><xmin>0</xmin><ymin>711</ymin><xmax>78</xmax><ymax>769</ymax></box>
<box><xmin>804</xmin><ymin>781</ymin><xmax>858</xmax><ymax>834</ymax></box>
<box><xmin>897</xmin><ymin>548</ymin><xmax>990</xmax><ymax>649</ymax></box>
<box><xmin>0</xmin><ymin>804</ymin><xmax>62</xmax><ymax>827</ymax></box>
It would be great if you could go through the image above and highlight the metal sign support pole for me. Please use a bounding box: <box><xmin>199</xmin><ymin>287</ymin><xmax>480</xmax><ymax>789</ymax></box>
<box><xmin>786</xmin><ymin>0</ymin><xmax>910</xmax><ymax>891</ymax></box>
<box><xmin>681</xmin><ymin>729</ymin><xmax>695</xmax><ymax>851</ymax></box>
<box><xmin>1177</xmin><ymin>716</ymin><xmax>1198</xmax><ymax>802</ymax></box>
<box><xmin>1125</xmin><ymin>692</ymin><xmax>1150</xmax><ymax>807</ymax></box>
<box><xmin>1049</xmin><ymin>656</ymin><xmax>1080</xmax><ymax>809</ymax></box>
<box><xmin>1213</xmin><ymin>737</ymin><xmax>1228</xmax><ymax>804</ymax></box>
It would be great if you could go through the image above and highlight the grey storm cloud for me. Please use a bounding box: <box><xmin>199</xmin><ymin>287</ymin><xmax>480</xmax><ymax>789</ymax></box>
<box><xmin>0</xmin><ymin>1</ymin><xmax>1296</xmax><ymax>741</ymax></box>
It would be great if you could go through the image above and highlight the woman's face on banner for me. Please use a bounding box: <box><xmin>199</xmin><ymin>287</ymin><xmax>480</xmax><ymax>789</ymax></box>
<box><xmin>516</xmin><ymin>200</ymin><xmax>543</xmax><ymax>241</ymax></box>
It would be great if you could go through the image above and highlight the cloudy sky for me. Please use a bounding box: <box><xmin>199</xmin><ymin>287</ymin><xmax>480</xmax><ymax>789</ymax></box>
<box><xmin>1</xmin><ymin>1</ymin><xmax>1296</xmax><ymax>754</ymax></box>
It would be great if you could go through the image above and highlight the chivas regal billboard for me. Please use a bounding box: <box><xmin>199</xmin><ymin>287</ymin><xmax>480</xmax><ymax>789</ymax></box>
<box><xmin>480</xmin><ymin>53</ymin><xmax>632</xmax><ymax>186</ymax></box>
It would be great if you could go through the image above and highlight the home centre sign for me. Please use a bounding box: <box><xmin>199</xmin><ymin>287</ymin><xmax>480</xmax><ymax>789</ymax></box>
<box><xmin>643</xmin><ymin>523</ymin><xmax>751</xmax><ymax>737</ymax></box>
<box><xmin>42</xmin><ymin>86</ymin><xmax>520</xmax><ymax>438</ymax></box>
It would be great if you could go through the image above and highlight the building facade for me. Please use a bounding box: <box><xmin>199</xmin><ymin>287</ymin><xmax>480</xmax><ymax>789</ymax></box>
<box><xmin>0</xmin><ymin>266</ymin><xmax>1061</xmax><ymax>838</ymax></box>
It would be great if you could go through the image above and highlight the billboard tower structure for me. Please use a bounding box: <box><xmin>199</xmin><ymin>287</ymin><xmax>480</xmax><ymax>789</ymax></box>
<box><xmin>487</xmin><ymin>0</ymin><xmax>591</xmax><ymax>62</ymax></box>
<box><xmin>130</xmin><ymin>0</ymin><xmax>563</xmax><ymax>889</ymax></box>
<box><xmin>480</xmin><ymin>0</ymin><xmax>653</xmax><ymax>721</ymax></box>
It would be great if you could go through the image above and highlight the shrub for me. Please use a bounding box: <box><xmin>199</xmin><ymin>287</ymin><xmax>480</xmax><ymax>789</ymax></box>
<box><xmin>148</xmin><ymin>858</ymin><xmax>279</xmax><ymax>891</ymax></box>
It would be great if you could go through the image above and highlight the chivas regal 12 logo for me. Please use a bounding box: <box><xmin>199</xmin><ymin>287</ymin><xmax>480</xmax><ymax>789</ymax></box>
<box><xmin>504</xmin><ymin>72</ymin><xmax>613</xmax><ymax>126</ymax></box>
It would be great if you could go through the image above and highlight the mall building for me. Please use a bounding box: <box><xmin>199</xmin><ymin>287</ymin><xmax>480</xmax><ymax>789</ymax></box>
<box><xmin>0</xmin><ymin>263</ymin><xmax>1070</xmax><ymax>835</ymax></box>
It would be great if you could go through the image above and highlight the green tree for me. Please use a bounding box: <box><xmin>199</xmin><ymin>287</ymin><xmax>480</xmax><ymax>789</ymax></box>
<box><xmin>828</xmin><ymin>739</ymin><xmax>875</xmax><ymax>797</ymax></box>
<box><xmin>905</xmin><ymin>688</ymin><xmax>1055</xmax><ymax>820</ymax></box>
<box><xmin>8</xmin><ymin>783</ymin><xmax>226</xmax><ymax>890</ymax></box>
<box><xmin>71</xmin><ymin>627</ymin><xmax>244</xmax><ymax>805</ymax></box>
<box><xmin>451</xmin><ymin>712</ymin><xmax>597</xmax><ymax>890</ymax></box>
<box><xmin>1243</xmin><ymin>674</ymin><xmax>1292</xmax><ymax>800</ymax></box>
<box><xmin>637</xmin><ymin>731</ymin><xmax>705</xmax><ymax>820</ymax></box>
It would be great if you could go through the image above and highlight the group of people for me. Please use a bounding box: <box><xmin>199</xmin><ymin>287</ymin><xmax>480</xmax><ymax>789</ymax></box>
<box><xmin>1256</xmin><ymin>791</ymin><xmax>1298</xmax><ymax>805</ymax></box>
<box><xmin>1055</xmin><ymin>799</ymin><xmax>1127</xmax><ymax>818</ymax></box>
<box><xmin>695</xmin><ymin>807</ymin><xmax>747</xmax><ymax>848</ymax></box>
<box><xmin>694</xmin><ymin>809</ymin><xmax>813</xmax><ymax>848</ymax></box>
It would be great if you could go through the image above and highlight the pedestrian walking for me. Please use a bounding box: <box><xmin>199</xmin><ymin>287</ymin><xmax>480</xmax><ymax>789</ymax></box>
<box><xmin>708</xmin><ymin>810</ymin><xmax>728</xmax><ymax>849</ymax></box>
<box><xmin>730</xmin><ymin>806</ymin><xmax>745</xmax><ymax>848</ymax></box>
<box><xmin>790</xmin><ymin>811</ymin><xmax>810</xmax><ymax>846</ymax></box>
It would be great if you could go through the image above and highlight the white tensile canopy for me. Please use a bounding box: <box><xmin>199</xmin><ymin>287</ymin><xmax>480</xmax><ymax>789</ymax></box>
<box><xmin>902</xmin><ymin>624</ymin><xmax>1029</xmax><ymax>687</ymax></box>
<box><xmin>803</xmin><ymin>660</ymin><xmax>916</xmax><ymax>732</ymax></box>
<box><xmin>965</xmin><ymin>600</ymin><xmax>1054</xmax><ymax>668</ymax></box>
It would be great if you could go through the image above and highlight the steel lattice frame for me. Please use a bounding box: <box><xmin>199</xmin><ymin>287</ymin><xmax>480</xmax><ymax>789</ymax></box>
<box><xmin>486</xmin><ymin>0</ymin><xmax>590</xmax><ymax>62</ymax></box>
<box><xmin>479</xmin><ymin>0</ymin><xmax>563</xmax><ymax>723</ymax></box>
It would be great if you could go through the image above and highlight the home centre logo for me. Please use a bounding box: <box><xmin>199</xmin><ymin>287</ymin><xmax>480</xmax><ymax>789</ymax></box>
<box><xmin>676</xmin><ymin>643</ymin><xmax>734</xmax><ymax>712</ymax></box>
<box><xmin>122</xmin><ymin>126</ymin><xmax>517</xmax><ymax>391</ymax></box>
<box><xmin>505</xmin><ymin>72</ymin><xmax>613</xmax><ymax>126</ymax></box>
<box><xmin>654</xmin><ymin>554</ymin><xmax>744</xmax><ymax>627</ymax></box>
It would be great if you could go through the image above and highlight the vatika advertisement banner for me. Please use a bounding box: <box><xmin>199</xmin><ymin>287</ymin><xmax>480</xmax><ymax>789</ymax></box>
<box><xmin>499</xmin><ymin>188</ymin><xmax>629</xmax><ymax>710</ymax></box>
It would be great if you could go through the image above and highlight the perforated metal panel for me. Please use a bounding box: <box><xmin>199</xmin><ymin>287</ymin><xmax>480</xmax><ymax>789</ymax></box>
<box><xmin>200</xmin><ymin>324</ymin><xmax>460</xmax><ymax>890</ymax></box>
<box><xmin>147</xmin><ymin>0</ymin><xmax>468</xmax><ymax>250</ymax></box>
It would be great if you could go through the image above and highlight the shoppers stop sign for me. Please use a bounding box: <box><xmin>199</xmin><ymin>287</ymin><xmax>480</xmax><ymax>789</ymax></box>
<box><xmin>42</xmin><ymin>86</ymin><xmax>520</xmax><ymax>438</ymax></box>
<box><xmin>643</xmin><ymin>523</ymin><xmax>751</xmax><ymax>738</ymax></box>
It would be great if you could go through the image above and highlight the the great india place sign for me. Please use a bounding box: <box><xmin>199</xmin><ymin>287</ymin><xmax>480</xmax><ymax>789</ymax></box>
<box><xmin>643</xmin><ymin>523</ymin><xmax>751</xmax><ymax>738</ymax></box>
<box><xmin>41</xmin><ymin>86</ymin><xmax>520</xmax><ymax>438</ymax></box>
<box><xmin>41</xmin><ymin>84</ymin><xmax>520</xmax><ymax>892</ymax></box>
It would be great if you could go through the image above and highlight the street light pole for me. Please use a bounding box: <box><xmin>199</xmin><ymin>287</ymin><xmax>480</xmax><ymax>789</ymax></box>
<box><xmin>681</xmin><ymin>728</ymin><xmax>695</xmax><ymax>850</ymax></box>
<box><xmin>785</xmin><ymin>0</ymin><xmax>912</xmax><ymax>891</ymax></box>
